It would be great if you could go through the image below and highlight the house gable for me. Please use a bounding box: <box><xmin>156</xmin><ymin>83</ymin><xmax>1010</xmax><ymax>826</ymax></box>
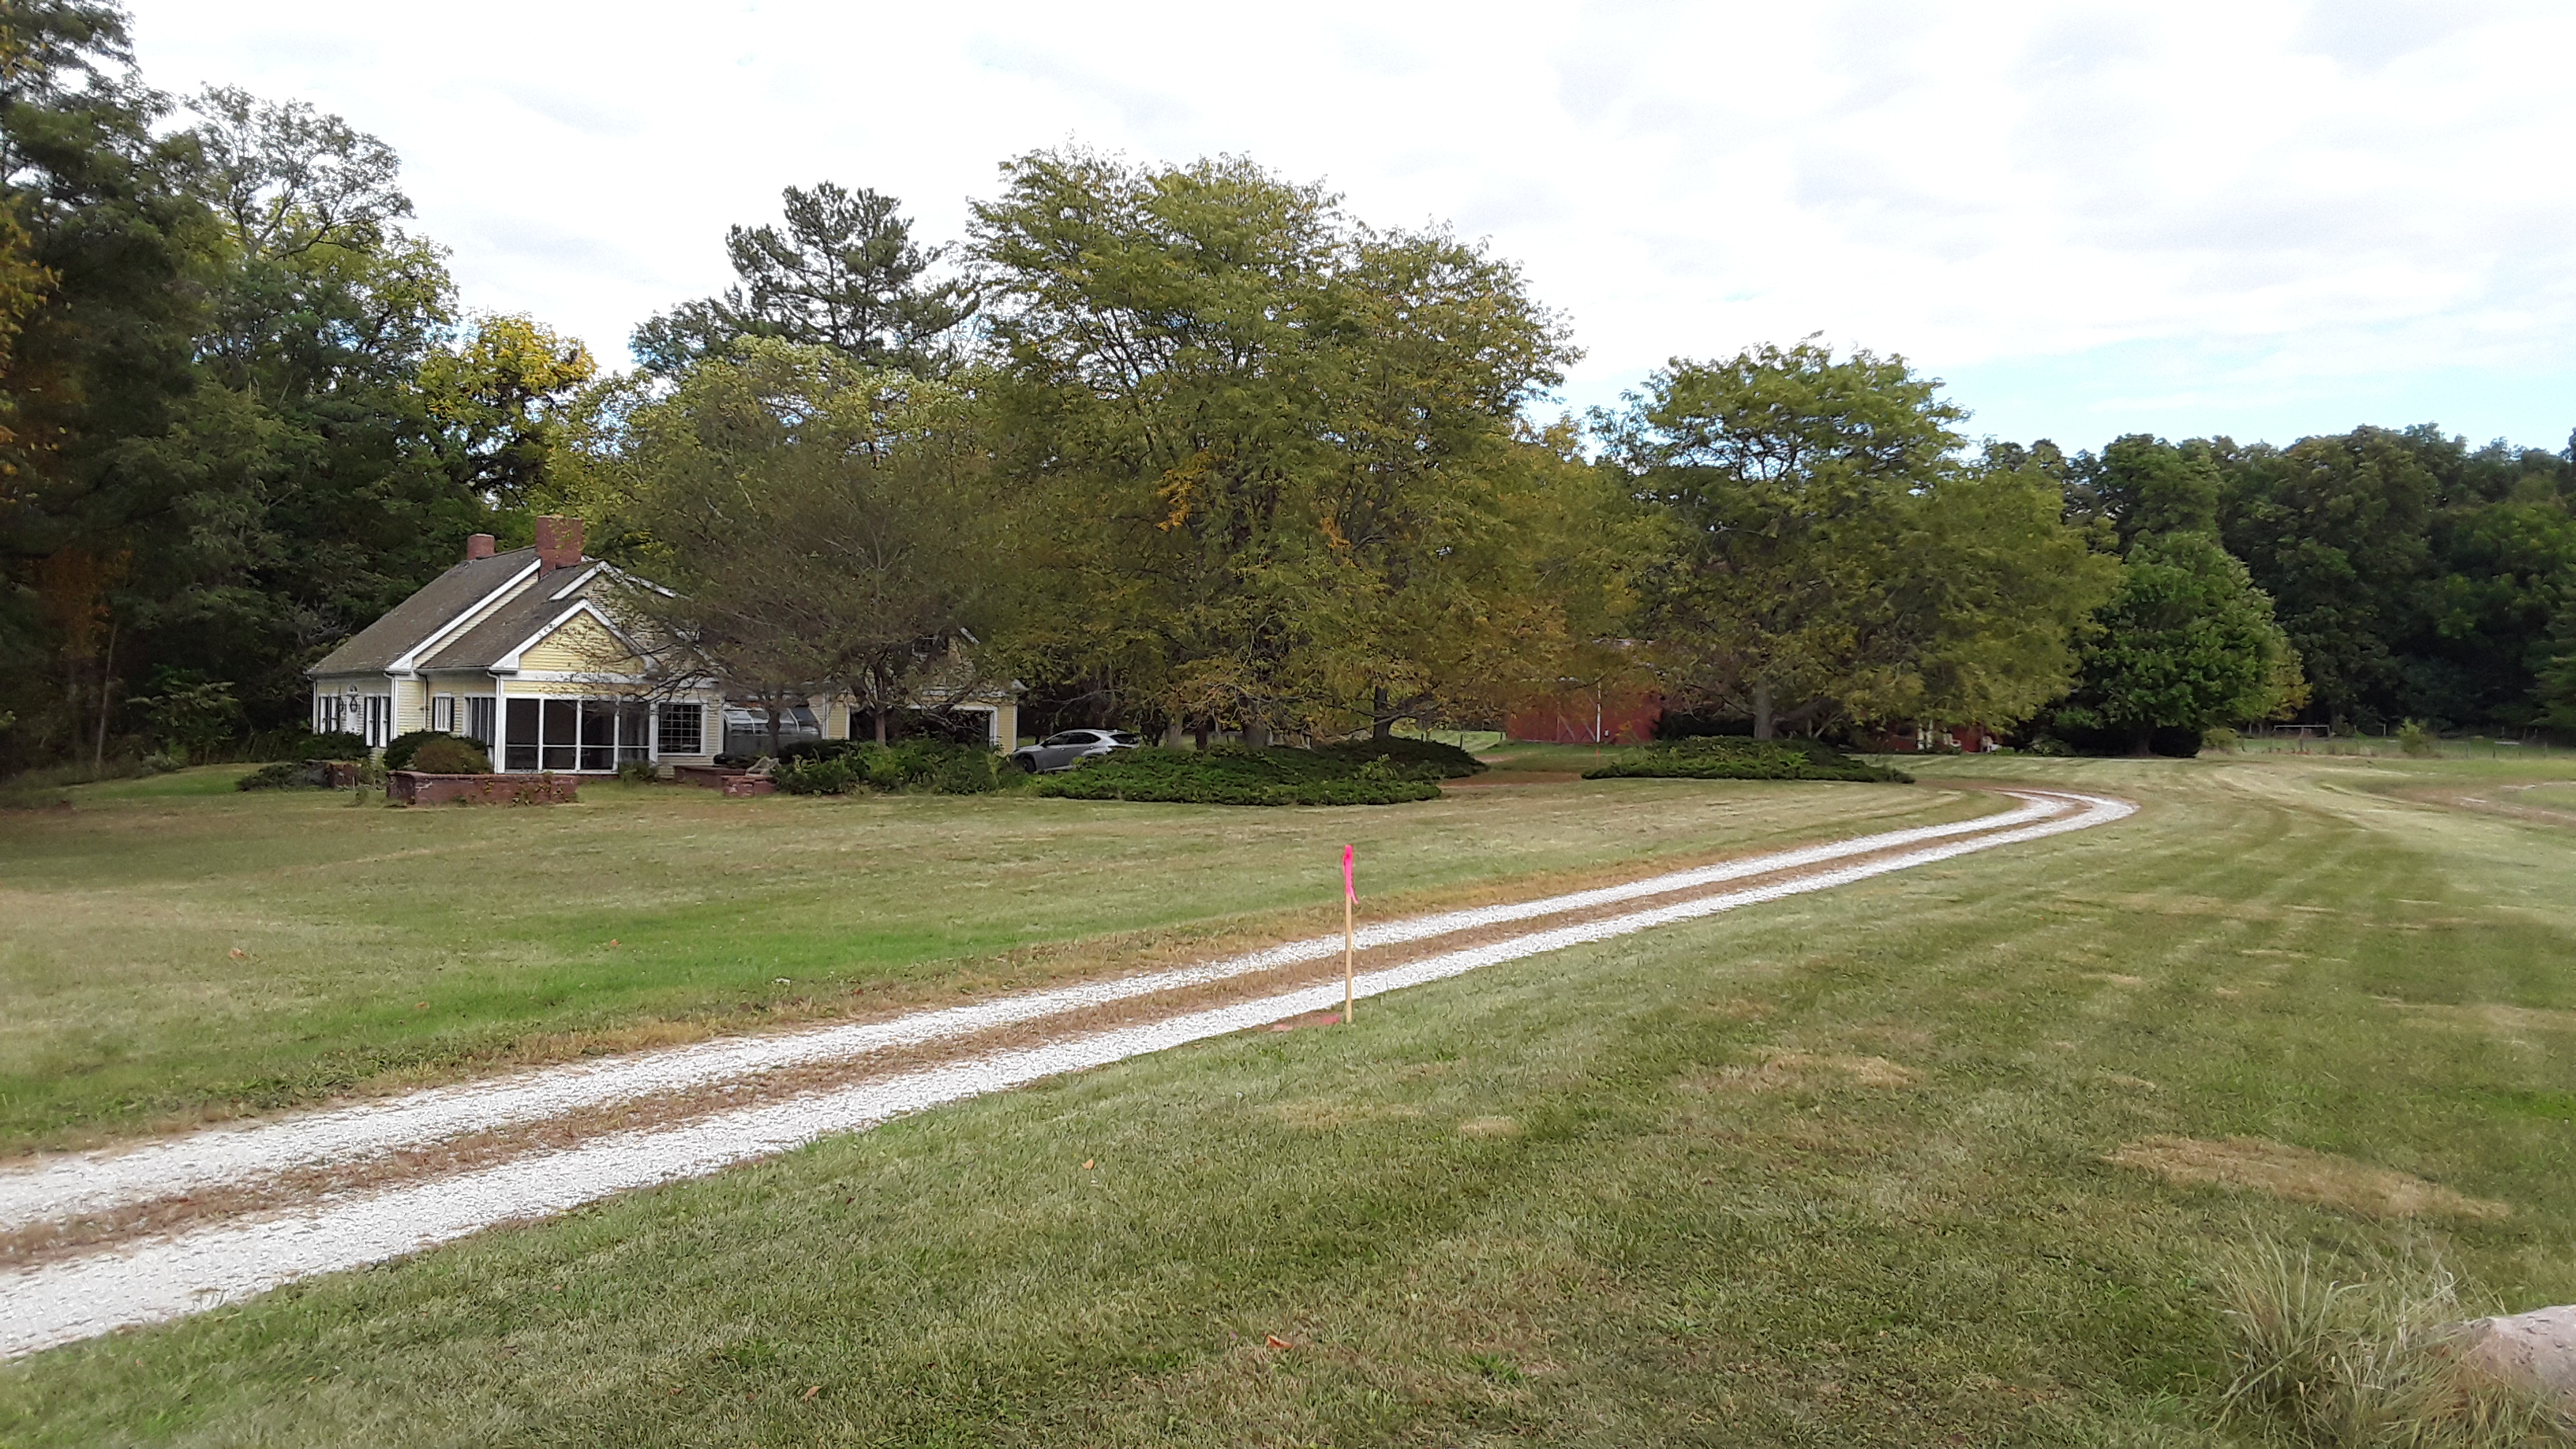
<box><xmin>504</xmin><ymin>603</ymin><xmax>645</xmax><ymax>676</ymax></box>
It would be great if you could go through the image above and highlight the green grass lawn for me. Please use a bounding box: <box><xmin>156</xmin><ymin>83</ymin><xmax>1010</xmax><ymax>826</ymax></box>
<box><xmin>0</xmin><ymin>766</ymin><xmax>1985</xmax><ymax>1153</ymax></box>
<box><xmin>5</xmin><ymin>752</ymin><xmax>2574</xmax><ymax>1445</ymax></box>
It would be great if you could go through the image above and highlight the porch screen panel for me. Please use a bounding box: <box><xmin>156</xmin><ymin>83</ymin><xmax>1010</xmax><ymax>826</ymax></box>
<box><xmin>465</xmin><ymin>696</ymin><xmax>496</xmax><ymax>747</ymax></box>
<box><xmin>541</xmin><ymin>698</ymin><xmax>578</xmax><ymax>772</ymax></box>
<box><xmin>616</xmin><ymin>702</ymin><xmax>650</xmax><ymax>762</ymax></box>
<box><xmin>578</xmin><ymin>699</ymin><xmax>617</xmax><ymax>771</ymax></box>
<box><xmin>504</xmin><ymin>698</ymin><xmax>541</xmax><ymax>771</ymax></box>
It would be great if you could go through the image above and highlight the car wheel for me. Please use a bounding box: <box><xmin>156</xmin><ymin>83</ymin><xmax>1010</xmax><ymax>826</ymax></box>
<box><xmin>1015</xmin><ymin>755</ymin><xmax>1039</xmax><ymax>773</ymax></box>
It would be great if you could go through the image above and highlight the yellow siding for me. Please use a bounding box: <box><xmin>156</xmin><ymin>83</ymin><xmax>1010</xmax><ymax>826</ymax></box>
<box><xmin>393</xmin><ymin>677</ymin><xmax>431</xmax><ymax>734</ymax></box>
<box><xmin>519</xmin><ymin>612</ymin><xmax>637</xmax><ymax>673</ymax></box>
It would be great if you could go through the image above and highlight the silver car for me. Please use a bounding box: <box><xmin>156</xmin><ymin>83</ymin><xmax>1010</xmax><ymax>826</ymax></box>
<box><xmin>1012</xmin><ymin>728</ymin><xmax>1142</xmax><ymax>773</ymax></box>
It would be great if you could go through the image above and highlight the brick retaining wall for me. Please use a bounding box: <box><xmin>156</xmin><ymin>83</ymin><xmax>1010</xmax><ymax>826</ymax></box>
<box><xmin>388</xmin><ymin>771</ymin><xmax>579</xmax><ymax>806</ymax></box>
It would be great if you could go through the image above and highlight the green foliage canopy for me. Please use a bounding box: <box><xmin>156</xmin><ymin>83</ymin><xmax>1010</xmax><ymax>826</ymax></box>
<box><xmin>1608</xmin><ymin>339</ymin><xmax>2112</xmax><ymax>736</ymax></box>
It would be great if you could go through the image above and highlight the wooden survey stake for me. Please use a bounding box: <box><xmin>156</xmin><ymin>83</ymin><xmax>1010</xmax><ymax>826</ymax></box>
<box><xmin>1342</xmin><ymin>844</ymin><xmax>1357</xmax><ymax>1023</ymax></box>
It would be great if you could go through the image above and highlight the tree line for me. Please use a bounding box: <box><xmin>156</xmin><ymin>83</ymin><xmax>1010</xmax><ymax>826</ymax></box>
<box><xmin>4</xmin><ymin>1</ymin><xmax>2571</xmax><ymax>774</ymax></box>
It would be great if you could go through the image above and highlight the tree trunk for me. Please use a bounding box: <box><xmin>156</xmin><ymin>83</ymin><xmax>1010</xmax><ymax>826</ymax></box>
<box><xmin>1751</xmin><ymin>681</ymin><xmax>1774</xmax><ymax>740</ymax></box>
<box><xmin>2132</xmin><ymin>722</ymin><xmax>2155</xmax><ymax>756</ymax></box>
<box><xmin>92</xmin><ymin>619</ymin><xmax>117</xmax><ymax>771</ymax></box>
<box><xmin>874</xmin><ymin>706</ymin><xmax>889</xmax><ymax>746</ymax></box>
<box><xmin>1193</xmin><ymin>717</ymin><xmax>1211</xmax><ymax>752</ymax></box>
<box><xmin>1160</xmin><ymin>717</ymin><xmax>1182</xmax><ymax>748</ymax></box>
<box><xmin>1244</xmin><ymin>720</ymin><xmax>1271</xmax><ymax>749</ymax></box>
<box><xmin>1372</xmin><ymin>687</ymin><xmax>1391</xmax><ymax>740</ymax></box>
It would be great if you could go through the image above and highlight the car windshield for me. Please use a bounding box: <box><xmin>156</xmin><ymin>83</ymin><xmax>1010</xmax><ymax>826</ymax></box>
<box><xmin>1108</xmin><ymin>731</ymin><xmax>1141</xmax><ymax>744</ymax></box>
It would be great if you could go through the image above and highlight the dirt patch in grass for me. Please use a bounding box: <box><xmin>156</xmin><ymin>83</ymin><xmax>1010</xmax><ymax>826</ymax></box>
<box><xmin>2386</xmin><ymin>1000</ymin><xmax>2576</xmax><ymax>1039</ymax></box>
<box><xmin>2106</xmin><ymin>1136</ymin><xmax>2510</xmax><ymax>1219</ymax></box>
<box><xmin>1694</xmin><ymin>1051</ymin><xmax>1919</xmax><ymax>1094</ymax></box>
<box><xmin>2390</xmin><ymin>784</ymin><xmax>2576</xmax><ymax>829</ymax></box>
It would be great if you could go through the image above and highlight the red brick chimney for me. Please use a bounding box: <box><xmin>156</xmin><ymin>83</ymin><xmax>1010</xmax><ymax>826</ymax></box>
<box><xmin>465</xmin><ymin>533</ymin><xmax>496</xmax><ymax>561</ymax></box>
<box><xmin>532</xmin><ymin>516</ymin><xmax>584</xmax><ymax>573</ymax></box>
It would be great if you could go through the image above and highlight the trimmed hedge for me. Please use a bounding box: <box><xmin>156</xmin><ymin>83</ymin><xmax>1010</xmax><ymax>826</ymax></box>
<box><xmin>1313</xmin><ymin>735</ymin><xmax>1488</xmax><ymax>778</ymax></box>
<box><xmin>773</xmin><ymin>739</ymin><xmax>1007</xmax><ymax>796</ymax></box>
<box><xmin>1582</xmin><ymin>736</ymin><xmax>1913</xmax><ymax>784</ymax></box>
<box><xmin>1032</xmin><ymin>746</ymin><xmax>1442</xmax><ymax>806</ymax></box>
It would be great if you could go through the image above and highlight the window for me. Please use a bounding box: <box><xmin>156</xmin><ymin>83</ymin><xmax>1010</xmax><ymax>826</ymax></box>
<box><xmin>465</xmin><ymin>696</ymin><xmax>496</xmax><ymax>747</ymax></box>
<box><xmin>360</xmin><ymin>695</ymin><xmax>391</xmax><ymax>747</ymax></box>
<box><xmin>430</xmin><ymin>695</ymin><xmax>455</xmax><ymax>733</ymax></box>
<box><xmin>656</xmin><ymin>702</ymin><xmax>702</xmax><ymax>755</ymax></box>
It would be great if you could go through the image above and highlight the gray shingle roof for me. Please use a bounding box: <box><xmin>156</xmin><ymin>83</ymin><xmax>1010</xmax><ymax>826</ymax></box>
<box><xmin>307</xmin><ymin>549</ymin><xmax>542</xmax><ymax>676</ymax></box>
<box><xmin>417</xmin><ymin>564</ymin><xmax>610</xmax><ymax>670</ymax></box>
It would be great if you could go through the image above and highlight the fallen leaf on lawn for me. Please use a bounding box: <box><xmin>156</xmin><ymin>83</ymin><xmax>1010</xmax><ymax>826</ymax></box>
<box><xmin>803</xmin><ymin>1385</ymin><xmax>821</xmax><ymax>1401</ymax></box>
<box><xmin>414</xmin><ymin>1002</ymin><xmax>428</xmax><ymax>1009</ymax></box>
<box><xmin>227</xmin><ymin>948</ymin><xmax>245</xmax><ymax>960</ymax></box>
<box><xmin>1265</xmin><ymin>1335</ymin><xmax>1292</xmax><ymax>1349</ymax></box>
<box><xmin>1082</xmin><ymin>1159</ymin><xmax>1095</xmax><ymax>1170</ymax></box>
<box><xmin>609</xmin><ymin>938</ymin><xmax>620</xmax><ymax>947</ymax></box>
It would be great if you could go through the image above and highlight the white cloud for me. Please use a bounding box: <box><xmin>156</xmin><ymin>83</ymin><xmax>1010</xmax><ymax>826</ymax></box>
<box><xmin>122</xmin><ymin>0</ymin><xmax>2576</xmax><ymax>450</ymax></box>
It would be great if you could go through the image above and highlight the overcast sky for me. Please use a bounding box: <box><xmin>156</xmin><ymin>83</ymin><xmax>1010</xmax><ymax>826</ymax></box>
<box><xmin>122</xmin><ymin>0</ymin><xmax>2576</xmax><ymax>455</ymax></box>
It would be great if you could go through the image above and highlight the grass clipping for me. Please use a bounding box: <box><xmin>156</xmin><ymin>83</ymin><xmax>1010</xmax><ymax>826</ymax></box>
<box><xmin>1581</xmin><ymin>736</ymin><xmax>1912</xmax><ymax>784</ymax></box>
<box><xmin>2215</xmin><ymin>1242</ymin><xmax>2570</xmax><ymax>1447</ymax></box>
<box><xmin>1032</xmin><ymin>746</ymin><xmax>1444</xmax><ymax>807</ymax></box>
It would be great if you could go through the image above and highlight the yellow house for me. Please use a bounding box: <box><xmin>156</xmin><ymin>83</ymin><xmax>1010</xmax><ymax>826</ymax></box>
<box><xmin>306</xmin><ymin>517</ymin><xmax>1017</xmax><ymax>773</ymax></box>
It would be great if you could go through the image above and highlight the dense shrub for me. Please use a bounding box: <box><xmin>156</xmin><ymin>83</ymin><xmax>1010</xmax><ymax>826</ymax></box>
<box><xmin>1582</xmin><ymin>736</ymin><xmax>1913</xmax><ymax>784</ymax></box>
<box><xmin>252</xmin><ymin>728</ymin><xmax>366</xmax><ymax>761</ymax></box>
<box><xmin>617</xmin><ymin>761</ymin><xmax>660</xmax><ymax>784</ymax></box>
<box><xmin>1313</xmin><ymin>735</ymin><xmax>1488</xmax><ymax>778</ymax></box>
<box><xmin>236</xmin><ymin>762</ymin><xmax>319</xmax><ymax>791</ymax></box>
<box><xmin>1032</xmin><ymin>746</ymin><xmax>1442</xmax><ymax>806</ymax></box>
<box><xmin>380</xmin><ymin>730</ymin><xmax>451</xmax><ymax>771</ymax></box>
<box><xmin>773</xmin><ymin>739</ymin><xmax>1006</xmax><ymax>796</ymax></box>
<box><xmin>2397</xmin><ymin>719</ymin><xmax>2437</xmax><ymax>756</ymax></box>
<box><xmin>406</xmin><ymin>736</ymin><xmax>492</xmax><ymax>774</ymax></box>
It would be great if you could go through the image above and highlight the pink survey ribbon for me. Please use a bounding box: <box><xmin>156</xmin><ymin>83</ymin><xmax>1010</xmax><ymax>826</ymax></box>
<box><xmin>1342</xmin><ymin>844</ymin><xmax>1356</xmax><ymax>902</ymax></box>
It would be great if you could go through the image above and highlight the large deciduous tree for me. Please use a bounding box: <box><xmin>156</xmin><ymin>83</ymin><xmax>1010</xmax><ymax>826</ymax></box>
<box><xmin>606</xmin><ymin>340</ymin><xmax>1000</xmax><ymax>747</ymax></box>
<box><xmin>1607</xmin><ymin>339</ymin><xmax>2110</xmax><ymax>737</ymax></box>
<box><xmin>2046</xmin><ymin>529</ymin><xmax>2304</xmax><ymax>754</ymax></box>
<box><xmin>969</xmin><ymin>148</ymin><xmax>1583</xmax><ymax>742</ymax></box>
